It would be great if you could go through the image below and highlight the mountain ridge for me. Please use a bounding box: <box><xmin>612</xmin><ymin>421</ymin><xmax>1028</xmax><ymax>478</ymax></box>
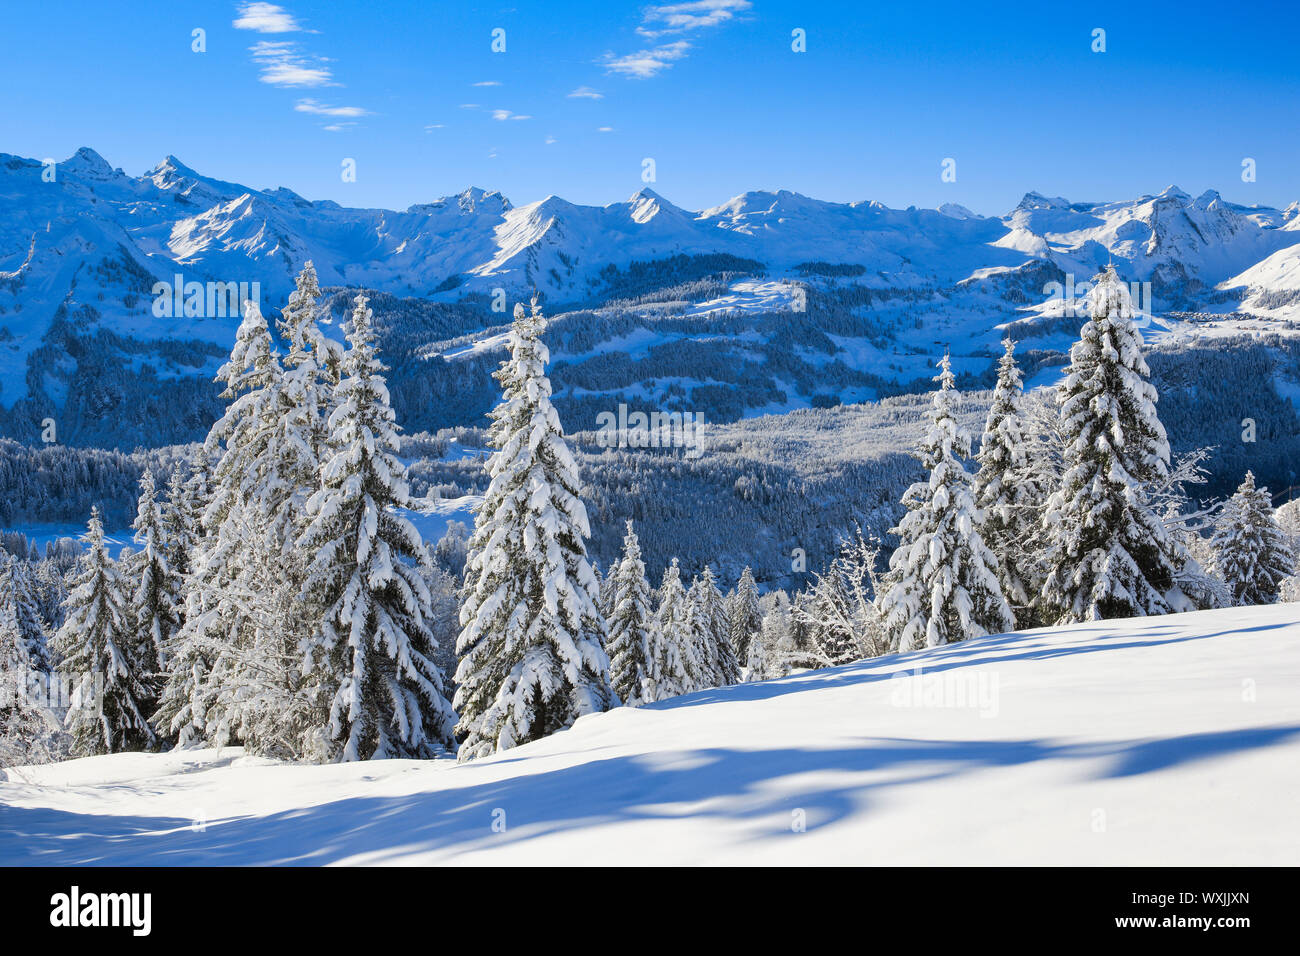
<box><xmin>3</xmin><ymin>145</ymin><xmax>1300</xmax><ymax>448</ymax></box>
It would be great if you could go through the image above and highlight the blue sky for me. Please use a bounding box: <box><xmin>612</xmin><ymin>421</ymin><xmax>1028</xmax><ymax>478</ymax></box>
<box><xmin>4</xmin><ymin>0</ymin><xmax>1298</xmax><ymax>215</ymax></box>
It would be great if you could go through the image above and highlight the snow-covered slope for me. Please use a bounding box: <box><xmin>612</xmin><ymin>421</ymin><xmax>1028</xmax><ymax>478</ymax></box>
<box><xmin>3</xmin><ymin>603</ymin><xmax>1297</xmax><ymax>865</ymax></box>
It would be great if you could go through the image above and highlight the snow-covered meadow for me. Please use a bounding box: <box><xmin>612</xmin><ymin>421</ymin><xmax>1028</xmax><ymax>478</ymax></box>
<box><xmin>4</xmin><ymin>603</ymin><xmax>1296</xmax><ymax>866</ymax></box>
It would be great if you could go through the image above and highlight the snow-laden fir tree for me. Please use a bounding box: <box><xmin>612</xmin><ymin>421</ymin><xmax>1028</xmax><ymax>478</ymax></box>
<box><xmin>155</xmin><ymin>301</ymin><xmax>281</xmax><ymax>747</ymax></box>
<box><xmin>2</xmin><ymin>601</ymin><xmax>38</xmax><ymax>765</ymax></box>
<box><xmin>793</xmin><ymin>528</ymin><xmax>888</xmax><ymax>663</ymax></box>
<box><xmin>171</xmin><ymin>275</ymin><xmax>342</xmax><ymax>757</ymax></box>
<box><xmin>878</xmin><ymin>354</ymin><xmax>1014</xmax><ymax>651</ymax></box>
<box><xmin>130</xmin><ymin>470</ymin><xmax>181</xmax><ymax>680</ymax></box>
<box><xmin>758</xmin><ymin>590</ymin><xmax>794</xmax><ymax>678</ymax></box>
<box><xmin>647</xmin><ymin>558</ymin><xmax>696</xmax><ymax>700</ymax></box>
<box><xmin>727</xmin><ymin>567</ymin><xmax>762</xmax><ymax>664</ymax></box>
<box><xmin>273</xmin><ymin>261</ymin><xmax>342</xmax><ymax>549</ymax></box>
<box><xmin>454</xmin><ymin>299</ymin><xmax>613</xmax><ymax>759</ymax></box>
<box><xmin>0</xmin><ymin>595</ymin><xmax>65</xmax><ymax>768</ymax></box>
<box><xmin>974</xmin><ymin>338</ymin><xmax>1043</xmax><ymax>626</ymax></box>
<box><xmin>688</xmin><ymin>566</ymin><xmax>741</xmax><ymax>686</ymax></box>
<box><xmin>298</xmin><ymin>294</ymin><xmax>456</xmax><ymax>760</ymax></box>
<box><xmin>590</xmin><ymin>560</ymin><xmax>608</xmax><ymax>627</ymax></box>
<box><xmin>1276</xmin><ymin>500</ymin><xmax>1300</xmax><ymax>601</ymax></box>
<box><xmin>600</xmin><ymin>561</ymin><xmax>620</xmax><ymax>627</ymax></box>
<box><xmin>1210</xmin><ymin>471</ymin><xmax>1295</xmax><ymax>606</ymax></box>
<box><xmin>153</xmin><ymin>454</ymin><xmax>211</xmax><ymax>741</ymax></box>
<box><xmin>605</xmin><ymin>520</ymin><xmax>655</xmax><ymax>706</ymax></box>
<box><xmin>280</xmin><ymin>261</ymin><xmax>342</xmax><ymax>397</ymax></box>
<box><xmin>432</xmin><ymin>520</ymin><xmax>470</xmax><ymax>579</ymax></box>
<box><xmin>742</xmin><ymin>625</ymin><xmax>768</xmax><ymax>682</ymax></box>
<box><xmin>0</xmin><ymin>552</ymin><xmax>50</xmax><ymax>674</ymax></box>
<box><xmin>1041</xmin><ymin>266</ymin><xmax>1187</xmax><ymax>622</ymax></box>
<box><xmin>162</xmin><ymin>461</ymin><xmax>197</xmax><ymax>581</ymax></box>
<box><xmin>199</xmin><ymin>262</ymin><xmax>348</xmax><ymax>758</ymax></box>
<box><xmin>52</xmin><ymin>508</ymin><xmax>157</xmax><ymax>754</ymax></box>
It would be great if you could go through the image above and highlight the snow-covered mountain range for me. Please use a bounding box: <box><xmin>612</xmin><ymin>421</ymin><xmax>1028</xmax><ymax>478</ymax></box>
<box><xmin>3</xmin><ymin>146</ymin><xmax>1300</xmax><ymax>443</ymax></box>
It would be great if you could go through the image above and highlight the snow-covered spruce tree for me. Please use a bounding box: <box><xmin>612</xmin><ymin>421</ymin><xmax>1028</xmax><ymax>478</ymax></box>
<box><xmin>274</xmin><ymin>261</ymin><xmax>342</xmax><ymax>549</ymax></box>
<box><xmin>646</xmin><ymin>558</ymin><xmax>695</xmax><ymax>700</ymax></box>
<box><xmin>419</xmin><ymin>555</ymin><xmax>463</xmax><ymax>692</ymax></box>
<box><xmin>1210</xmin><ymin>472</ymin><xmax>1296</xmax><ymax>606</ymax></box>
<box><xmin>974</xmin><ymin>338</ymin><xmax>1044</xmax><ymax>626</ymax></box>
<box><xmin>758</xmin><ymin>590</ymin><xmax>794</xmax><ymax>678</ymax></box>
<box><xmin>298</xmin><ymin>294</ymin><xmax>456</xmax><ymax>761</ymax></box>
<box><xmin>743</xmin><ymin>626</ymin><xmax>768</xmax><ymax>682</ymax></box>
<box><xmin>153</xmin><ymin>455</ymin><xmax>211</xmax><ymax>741</ymax></box>
<box><xmin>52</xmin><ymin>508</ymin><xmax>157</xmax><ymax>754</ymax></box>
<box><xmin>172</xmin><ymin>274</ymin><xmax>343</xmax><ymax>758</ymax></box>
<box><xmin>688</xmin><ymin>566</ymin><xmax>740</xmax><ymax>686</ymax></box>
<box><xmin>0</xmin><ymin>593</ymin><xmax>66</xmax><ymax>768</ymax></box>
<box><xmin>162</xmin><ymin>462</ymin><xmax>196</xmax><ymax>581</ymax></box>
<box><xmin>0</xmin><ymin>552</ymin><xmax>50</xmax><ymax>675</ymax></box>
<box><xmin>197</xmin><ymin>263</ymin><xmax>348</xmax><ymax>758</ymax></box>
<box><xmin>154</xmin><ymin>301</ymin><xmax>281</xmax><ymax>748</ymax></box>
<box><xmin>454</xmin><ymin>299</ymin><xmax>613</xmax><ymax>760</ymax></box>
<box><xmin>1</xmin><ymin>601</ymin><xmax>43</xmax><ymax>767</ymax></box>
<box><xmin>606</xmin><ymin>520</ymin><xmax>655</xmax><ymax>706</ymax></box>
<box><xmin>1041</xmin><ymin>266</ymin><xmax>1188</xmax><ymax>622</ymax></box>
<box><xmin>1277</xmin><ymin>500</ymin><xmax>1300</xmax><ymax>601</ymax></box>
<box><xmin>131</xmin><ymin>470</ymin><xmax>181</xmax><ymax>682</ymax></box>
<box><xmin>879</xmin><ymin>355</ymin><xmax>1014</xmax><ymax>651</ymax></box>
<box><xmin>1147</xmin><ymin>448</ymin><xmax>1230</xmax><ymax>610</ymax></box>
<box><xmin>280</xmin><ymin>261</ymin><xmax>343</xmax><ymax>398</ymax></box>
<box><xmin>727</xmin><ymin>567</ymin><xmax>762</xmax><ymax>664</ymax></box>
<box><xmin>793</xmin><ymin>527</ymin><xmax>888</xmax><ymax>663</ymax></box>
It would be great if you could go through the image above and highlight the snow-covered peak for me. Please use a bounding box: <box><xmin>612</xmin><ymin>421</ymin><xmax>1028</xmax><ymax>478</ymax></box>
<box><xmin>701</xmin><ymin>189</ymin><xmax>825</xmax><ymax>220</ymax></box>
<box><xmin>625</xmin><ymin>187</ymin><xmax>688</xmax><ymax>224</ymax></box>
<box><xmin>62</xmin><ymin>146</ymin><xmax>118</xmax><ymax>181</ymax></box>
<box><xmin>406</xmin><ymin>187</ymin><xmax>511</xmax><ymax>217</ymax></box>
<box><xmin>149</xmin><ymin>154</ymin><xmax>199</xmax><ymax>179</ymax></box>
<box><xmin>938</xmin><ymin>202</ymin><xmax>980</xmax><ymax>220</ymax></box>
<box><xmin>455</xmin><ymin>186</ymin><xmax>511</xmax><ymax>214</ymax></box>
<box><xmin>1192</xmin><ymin>188</ymin><xmax>1222</xmax><ymax>209</ymax></box>
<box><xmin>1015</xmin><ymin>191</ymin><xmax>1071</xmax><ymax>211</ymax></box>
<box><xmin>1156</xmin><ymin>184</ymin><xmax>1191</xmax><ymax>201</ymax></box>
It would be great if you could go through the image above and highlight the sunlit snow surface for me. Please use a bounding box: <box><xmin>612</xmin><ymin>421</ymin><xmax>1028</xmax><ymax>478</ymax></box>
<box><xmin>3</xmin><ymin>604</ymin><xmax>1298</xmax><ymax>865</ymax></box>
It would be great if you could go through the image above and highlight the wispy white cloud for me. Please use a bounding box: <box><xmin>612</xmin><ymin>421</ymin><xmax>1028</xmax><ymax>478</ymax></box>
<box><xmin>322</xmin><ymin>122</ymin><xmax>356</xmax><ymax>133</ymax></box>
<box><xmin>636</xmin><ymin>0</ymin><xmax>751</xmax><ymax>39</ymax></box>
<box><xmin>603</xmin><ymin>1</ymin><xmax>749</xmax><ymax>77</ymax></box>
<box><xmin>233</xmin><ymin>2</ymin><xmax>303</xmax><ymax>33</ymax></box>
<box><xmin>250</xmin><ymin>40</ymin><xmax>335</xmax><ymax>87</ymax></box>
<box><xmin>425</xmin><ymin>124</ymin><xmax>445</xmax><ymax>131</ymax></box>
<box><xmin>567</xmin><ymin>86</ymin><xmax>604</xmax><ymax>99</ymax></box>
<box><xmin>597</xmin><ymin>126</ymin><xmax>614</xmax><ymax>132</ymax></box>
<box><xmin>460</xmin><ymin>103</ymin><xmax>480</xmax><ymax>109</ymax></box>
<box><xmin>545</xmin><ymin>135</ymin><xmax>557</xmax><ymax>144</ymax></box>
<box><xmin>491</xmin><ymin>109</ymin><xmax>532</xmax><ymax>121</ymax></box>
<box><xmin>602</xmin><ymin>40</ymin><xmax>690</xmax><ymax>78</ymax></box>
<box><xmin>294</xmin><ymin>98</ymin><xmax>368</xmax><ymax>117</ymax></box>
<box><xmin>473</xmin><ymin>80</ymin><xmax>502</xmax><ymax>87</ymax></box>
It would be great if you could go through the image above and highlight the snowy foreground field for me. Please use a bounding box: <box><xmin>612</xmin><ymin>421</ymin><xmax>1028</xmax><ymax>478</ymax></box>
<box><xmin>3</xmin><ymin>604</ymin><xmax>1298</xmax><ymax>866</ymax></box>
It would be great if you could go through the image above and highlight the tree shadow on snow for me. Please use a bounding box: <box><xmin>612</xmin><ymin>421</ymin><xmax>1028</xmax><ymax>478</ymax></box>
<box><xmin>663</xmin><ymin>620</ymin><xmax>1293</xmax><ymax>709</ymax></box>
<box><xmin>3</xmin><ymin>719</ymin><xmax>1297</xmax><ymax>866</ymax></box>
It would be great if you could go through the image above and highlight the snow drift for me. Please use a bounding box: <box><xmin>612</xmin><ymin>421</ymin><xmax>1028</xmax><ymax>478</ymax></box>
<box><xmin>2</xmin><ymin>603</ymin><xmax>1298</xmax><ymax>865</ymax></box>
